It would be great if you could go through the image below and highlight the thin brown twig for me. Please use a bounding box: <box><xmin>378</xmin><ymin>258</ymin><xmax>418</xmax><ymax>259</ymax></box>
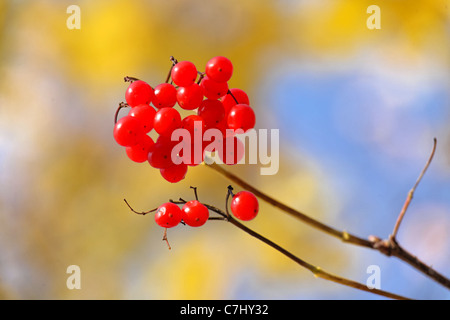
<box><xmin>114</xmin><ymin>102</ymin><xmax>130</xmax><ymax>124</ymax></box>
<box><xmin>204</xmin><ymin>138</ymin><xmax>450</xmax><ymax>290</ymax></box>
<box><xmin>196</xmin><ymin>72</ymin><xmax>205</xmax><ymax>85</ymax></box>
<box><xmin>227</xmin><ymin>89</ymin><xmax>239</xmax><ymax>104</ymax></box>
<box><xmin>123</xmin><ymin>198</ymin><xmax>157</xmax><ymax>215</ymax></box>
<box><xmin>205</xmin><ymin>160</ymin><xmax>372</xmax><ymax>248</ymax></box>
<box><xmin>190</xmin><ymin>186</ymin><xmax>199</xmax><ymax>201</ymax></box>
<box><xmin>391</xmin><ymin>137</ymin><xmax>437</xmax><ymax>239</ymax></box>
<box><xmin>162</xmin><ymin>228</ymin><xmax>171</xmax><ymax>250</ymax></box>
<box><xmin>226</xmin><ymin>215</ymin><xmax>410</xmax><ymax>300</ymax></box>
<box><xmin>172</xmin><ymin>195</ymin><xmax>411</xmax><ymax>300</ymax></box>
<box><xmin>165</xmin><ymin>56</ymin><xmax>178</xmax><ymax>83</ymax></box>
<box><xmin>124</xmin><ymin>76</ymin><xmax>140</xmax><ymax>83</ymax></box>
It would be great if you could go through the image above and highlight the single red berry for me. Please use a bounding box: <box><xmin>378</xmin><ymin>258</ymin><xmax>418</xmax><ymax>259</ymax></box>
<box><xmin>154</xmin><ymin>107</ymin><xmax>182</xmax><ymax>136</ymax></box>
<box><xmin>179</xmin><ymin>141</ymin><xmax>206</xmax><ymax>166</ymax></box>
<box><xmin>181</xmin><ymin>115</ymin><xmax>206</xmax><ymax>137</ymax></box>
<box><xmin>230</xmin><ymin>191</ymin><xmax>259</xmax><ymax>221</ymax></box>
<box><xmin>171</xmin><ymin>61</ymin><xmax>198</xmax><ymax>87</ymax></box>
<box><xmin>128</xmin><ymin>104</ymin><xmax>156</xmax><ymax>133</ymax></box>
<box><xmin>152</xmin><ymin>83</ymin><xmax>178</xmax><ymax>109</ymax></box>
<box><xmin>197</xmin><ymin>99</ymin><xmax>225</xmax><ymax>129</ymax></box>
<box><xmin>181</xmin><ymin>200</ymin><xmax>209</xmax><ymax>227</ymax></box>
<box><xmin>221</xmin><ymin>88</ymin><xmax>250</xmax><ymax>115</ymax></box>
<box><xmin>214</xmin><ymin>118</ymin><xmax>236</xmax><ymax>138</ymax></box>
<box><xmin>125</xmin><ymin>135</ymin><xmax>154</xmax><ymax>163</ymax></box>
<box><xmin>218</xmin><ymin>136</ymin><xmax>245</xmax><ymax>165</ymax></box>
<box><xmin>176</xmin><ymin>83</ymin><xmax>204</xmax><ymax>110</ymax></box>
<box><xmin>113</xmin><ymin>115</ymin><xmax>146</xmax><ymax>147</ymax></box>
<box><xmin>160</xmin><ymin>163</ymin><xmax>188</xmax><ymax>183</ymax></box>
<box><xmin>205</xmin><ymin>56</ymin><xmax>233</xmax><ymax>83</ymax></box>
<box><xmin>154</xmin><ymin>202</ymin><xmax>182</xmax><ymax>228</ymax></box>
<box><xmin>125</xmin><ymin>80</ymin><xmax>154</xmax><ymax>107</ymax></box>
<box><xmin>227</xmin><ymin>104</ymin><xmax>255</xmax><ymax>132</ymax></box>
<box><xmin>200</xmin><ymin>75</ymin><xmax>229</xmax><ymax>100</ymax></box>
<box><xmin>147</xmin><ymin>140</ymin><xmax>177</xmax><ymax>169</ymax></box>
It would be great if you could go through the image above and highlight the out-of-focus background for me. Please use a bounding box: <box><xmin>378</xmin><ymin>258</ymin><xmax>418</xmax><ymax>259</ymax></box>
<box><xmin>0</xmin><ymin>0</ymin><xmax>449</xmax><ymax>300</ymax></box>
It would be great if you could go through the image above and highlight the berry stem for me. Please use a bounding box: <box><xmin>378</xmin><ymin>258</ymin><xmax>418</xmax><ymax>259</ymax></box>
<box><xmin>226</xmin><ymin>89</ymin><xmax>239</xmax><ymax>104</ymax></box>
<box><xmin>114</xmin><ymin>102</ymin><xmax>130</xmax><ymax>124</ymax></box>
<box><xmin>196</xmin><ymin>71</ymin><xmax>205</xmax><ymax>85</ymax></box>
<box><xmin>190</xmin><ymin>186</ymin><xmax>199</xmax><ymax>201</ymax></box>
<box><xmin>165</xmin><ymin>56</ymin><xmax>178</xmax><ymax>83</ymax></box>
<box><xmin>162</xmin><ymin>228</ymin><xmax>171</xmax><ymax>250</ymax></box>
<box><xmin>124</xmin><ymin>76</ymin><xmax>140</xmax><ymax>83</ymax></box>
<box><xmin>123</xmin><ymin>199</ymin><xmax>157</xmax><ymax>215</ymax></box>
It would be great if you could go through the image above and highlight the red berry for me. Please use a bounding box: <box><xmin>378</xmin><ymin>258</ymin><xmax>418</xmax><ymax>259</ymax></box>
<box><xmin>214</xmin><ymin>118</ymin><xmax>235</xmax><ymax>138</ymax></box>
<box><xmin>227</xmin><ymin>104</ymin><xmax>255</xmax><ymax>132</ymax></box>
<box><xmin>230</xmin><ymin>191</ymin><xmax>259</xmax><ymax>221</ymax></box>
<box><xmin>113</xmin><ymin>115</ymin><xmax>146</xmax><ymax>147</ymax></box>
<box><xmin>128</xmin><ymin>104</ymin><xmax>156</xmax><ymax>133</ymax></box>
<box><xmin>152</xmin><ymin>83</ymin><xmax>177</xmax><ymax>109</ymax></box>
<box><xmin>171</xmin><ymin>61</ymin><xmax>198</xmax><ymax>87</ymax></box>
<box><xmin>181</xmin><ymin>115</ymin><xmax>206</xmax><ymax>137</ymax></box>
<box><xmin>221</xmin><ymin>88</ymin><xmax>249</xmax><ymax>115</ymax></box>
<box><xmin>125</xmin><ymin>135</ymin><xmax>154</xmax><ymax>163</ymax></box>
<box><xmin>154</xmin><ymin>107</ymin><xmax>182</xmax><ymax>136</ymax></box>
<box><xmin>147</xmin><ymin>140</ymin><xmax>177</xmax><ymax>169</ymax></box>
<box><xmin>179</xmin><ymin>141</ymin><xmax>206</xmax><ymax>166</ymax></box>
<box><xmin>176</xmin><ymin>84</ymin><xmax>204</xmax><ymax>110</ymax></box>
<box><xmin>197</xmin><ymin>99</ymin><xmax>225</xmax><ymax>129</ymax></box>
<box><xmin>125</xmin><ymin>80</ymin><xmax>154</xmax><ymax>107</ymax></box>
<box><xmin>160</xmin><ymin>163</ymin><xmax>188</xmax><ymax>183</ymax></box>
<box><xmin>200</xmin><ymin>75</ymin><xmax>229</xmax><ymax>100</ymax></box>
<box><xmin>218</xmin><ymin>136</ymin><xmax>245</xmax><ymax>165</ymax></box>
<box><xmin>181</xmin><ymin>200</ymin><xmax>209</xmax><ymax>227</ymax></box>
<box><xmin>205</xmin><ymin>56</ymin><xmax>233</xmax><ymax>83</ymax></box>
<box><xmin>154</xmin><ymin>202</ymin><xmax>182</xmax><ymax>228</ymax></box>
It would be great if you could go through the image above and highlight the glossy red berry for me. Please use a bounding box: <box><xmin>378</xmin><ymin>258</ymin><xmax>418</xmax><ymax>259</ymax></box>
<box><xmin>181</xmin><ymin>115</ymin><xmax>206</xmax><ymax>137</ymax></box>
<box><xmin>160</xmin><ymin>163</ymin><xmax>188</xmax><ymax>183</ymax></box>
<box><xmin>227</xmin><ymin>104</ymin><xmax>255</xmax><ymax>132</ymax></box>
<box><xmin>197</xmin><ymin>99</ymin><xmax>225</xmax><ymax>129</ymax></box>
<box><xmin>154</xmin><ymin>202</ymin><xmax>182</xmax><ymax>228</ymax></box>
<box><xmin>125</xmin><ymin>80</ymin><xmax>154</xmax><ymax>107</ymax></box>
<box><xmin>178</xmin><ymin>140</ymin><xmax>206</xmax><ymax>166</ymax></box>
<box><xmin>171</xmin><ymin>61</ymin><xmax>198</xmax><ymax>87</ymax></box>
<box><xmin>181</xmin><ymin>200</ymin><xmax>209</xmax><ymax>227</ymax></box>
<box><xmin>218</xmin><ymin>136</ymin><xmax>245</xmax><ymax>165</ymax></box>
<box><xmin>128</xmin><ymin>104</ymin><xmax>156</xmax><ymax>133</ymax></box>
<box><xmin>200</xmin><ymin>75</ymin><xmax>229</xmax><ymax>100</ymax></box>
<box><xmin>221</xmin><ymin>88</ymin><xmax>250</xmax><ymax>115</ymax></box>
<box><xmin>230</xmin><ymin>191</ymin><xmax>259</xmax><ymax>221</ymax></box>
<box><xmin>152</xmin><ymin>83</ymin><xmax>177</xmax><ymax>109</ymax></box>
<box><xmin>125</xmin><ymin>135</ymin><xmax>154</xmax><ymax>163</ymax></box>
<box><xmin>176</xmin><ymin>83</ymin><xmax>204</xmax><ymax>110</ymax></box>
<box><xmin>147</xmin><ymin>140</ymin><xmax>177</xmax><ymax>169</ymax></box>
<box><xmin>205</xmin><ymin>56</ymin><xmax>233</xmax><ymax>83</ymax></box>
<box><xmin>113</xmin><ymin>115</ymin><xmax>146</xmax><ymax>147</ymax></box>
<box><xmin>154</xmin><ymin>107</ymin><xmax>182</xmax><ymax>136</ymax></box>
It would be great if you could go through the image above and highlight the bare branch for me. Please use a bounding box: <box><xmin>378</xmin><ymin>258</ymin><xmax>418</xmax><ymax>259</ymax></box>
<box><xmin>391</xmin><ymin>138</ymin><xmax>437</xmax><ymax>239</ymax></box>
<box><xmin>204</xmin><ymin>138</ymin><xmax>450</xmax><ymax>290</ymax></box>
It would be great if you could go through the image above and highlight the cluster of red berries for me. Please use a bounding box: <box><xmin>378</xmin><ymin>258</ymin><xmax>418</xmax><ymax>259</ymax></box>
<box><xmin>154</xmin><ymin>190</ymin><xmax>259</xmax><ymax>229</ymax></box>
<box><xmin>113</xmin><ymin>56</ymin><xmax>256</xmax><ymax>183</ymax></box>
